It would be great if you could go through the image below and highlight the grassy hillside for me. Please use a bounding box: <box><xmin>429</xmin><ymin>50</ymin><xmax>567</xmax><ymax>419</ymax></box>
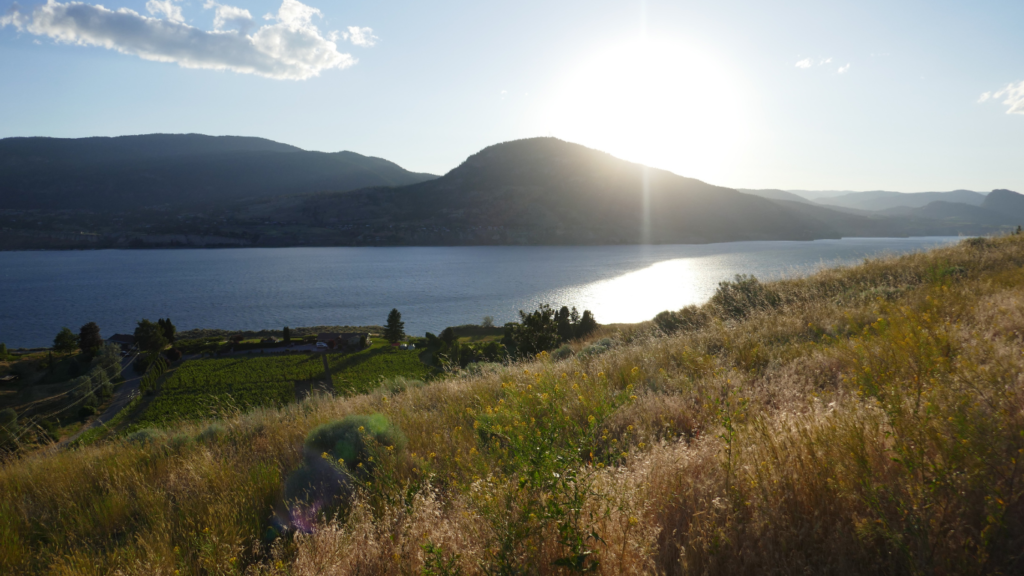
<box><xmin>3</xmin><ymin>235</ymin><xmax>1024</xmax><ymax>574</ymax></box>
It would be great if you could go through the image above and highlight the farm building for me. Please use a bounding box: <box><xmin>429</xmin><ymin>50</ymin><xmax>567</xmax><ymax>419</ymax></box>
<box><xmin>107</xmin><ymin>334</ymin><xmax>135</xmax><ymax>351</ymax></box>
<box><xmin>316</xmin><ymin>332</ymin><xmax>371</xmax><ymax>349</ymax></box>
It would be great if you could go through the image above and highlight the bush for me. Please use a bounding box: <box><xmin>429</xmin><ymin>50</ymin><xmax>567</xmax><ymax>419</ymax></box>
<box><xmin>374</xmin><ymin>375</ymin><xmax>426</xmax><ymax>396</ymax></box>
<box><xmin>551</xmin><ymin>344</ymin><xmax>574</xmax><ymax>360</ymax></box>
<box><xmin>464</xmin><ymin>361</ymin><xmax>503</xmax><ymax>375</ymax></box>
<box><xmin>167</xmin><ymin>433</ymin><xmax>192</xmax><ymax>451</ymax></box>
<box><xmin>197</xmin><ymin>423</ymin><xmax>226</xmax><ymax>444</ymax></box>
<box><xmin>127</xmin><ymin>428</ymin><xmax>164</xmax><ymax>445</ymax></box>
<box><xmin>710</xmin><ymin>274</ymin><xmax>781</xmax><ymax>319</ymax></box>
<box><xmin>304</xmin><ymin>413</ymin><xmax>407</xmax><ymax>472</ymax></box>
<box><xmin>164</xmin><ymin>348</ymin><xmax>182</xmax><ymax>362</ymax></box>
<box><xmin>654</xmin><ymin>305</ymin><xmax>712</xmax><ymax>334</ymax></box>
<box><xmin>283</xmin><ymin>414</ymin><xmax>408</xmax><ymax>531</ymax></box>
<box><xmin>578</xmin><ymin>338</ymin><xmax>615</xmax><ymax>358</ymax></box>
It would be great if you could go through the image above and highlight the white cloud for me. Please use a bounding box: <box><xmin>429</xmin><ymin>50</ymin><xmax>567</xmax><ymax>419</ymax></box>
<box><xmin>978</xmin><ymin>92</ymin><xmax>991</xmax><ymax>103</ymax></box>
<box><xmin>204</xmin><ymin>0</ymin><xmax>253</xmax><ymax>33</ymax></box>
<box><xmin>838</xmin><ymin>63</ymin><xmax>850</xmax><ymax>74</ymax></box>
<box><xmin>0</xmin><ymin>0</ymin><xmax>359</xmax><ymax>80</ymax></box>
<box><xmin>795</xmin><ymin>58</ymin><xmax>813</xmax><ymax>69</ymax></box>
<box><xmin>146</xmin><ymin>0</ymin><xmax>183</xmax><ymax>22</ymax></box>
<box><xmin>342</xmin><ymin>25</ymin><xmax>377</xmax><ymax>47</ymax></box>
<box><xmin>820</xmin><ymin>57</ymin><xmax>832</xmax><ymax>65</ymax></box>
<box><xmin>991</xmin><ymin>81</ymin><xmax>1024</xmax><ymax>114</ymax></box>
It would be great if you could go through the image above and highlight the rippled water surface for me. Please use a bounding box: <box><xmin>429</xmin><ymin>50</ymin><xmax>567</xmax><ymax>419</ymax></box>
<box><xmin>0</xmin><ymin>237</ymin><xmax>963</xmax><ymax>348</ymax></box>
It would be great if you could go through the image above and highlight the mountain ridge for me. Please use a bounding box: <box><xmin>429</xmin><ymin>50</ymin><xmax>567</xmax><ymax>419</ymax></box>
<box><xmin>0</xmin><ymin>133</ymin><xmax>437</xmax><ymax>211</ymax></box>
<box><xmin>2</xmin><ymin>135</ymin><xmax>1020</xmax><ymax>249</ymax></box>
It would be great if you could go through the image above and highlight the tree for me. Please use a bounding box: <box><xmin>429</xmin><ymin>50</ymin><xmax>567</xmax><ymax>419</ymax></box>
<box><xmin>158</xmin><ymin>318</ymin><xmax>176</xmax><ymax>344</ymax></box>
<box><xmin>556</xmin><ymin>306</ymin><xmax>573</xmax><ymax>341</ymax></box>
<box><xmin>505</xmin><ymin>304</ymin><xmax>560</xmax><ymax>356</ymax></box>
<box><xmin>384</xmin><ymin>308</ymin><xmax>406</xmax><ymax>344</ymax></box>
<box><xmin>482</xmin><ymin>315</ymin><xmax>494</xmax><ymax>328</ymax></box>
<box><xmin>78</xmin><ymin>322</ymin><xmax>103</xmax><ymax>353</ymax></box>
<box><xmin>134</xmin><ymin>319</ymin><xmax>168</xmax><ymax>353</ymax></box>
<box><xmin>283</xmin><ymin>326</ymin><xmax>291</xmax><ymax>343</ymax></box>
<box><xmin>0</xmin><ymin>343</ymin><xmax>7</xmax><ymax>359</ymax></box>
<box><xmin>52</xmin><ymin>327</ymin><xmax>78</xmax><ymax>354</ymax></box>
<box><xmin>439</xmin><ymin>327</ymin><xmax>457</xmax><ymax>347</ymax></box>
<box><xmin>578</xmin><ymin>310</ymin><xmax>598</xmax><ymax>338</ymax></box>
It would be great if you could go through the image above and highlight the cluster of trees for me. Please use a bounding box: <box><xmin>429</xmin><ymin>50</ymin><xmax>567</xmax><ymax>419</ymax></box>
<box><xmin>71</xmin><ymin>344</ymin><xmax>124</xmax><ymax>417</ymax></box>
<box><xmin>503</xmin><ymin>304</ymin><xmax>597</xmax><ymax>356</ymax></box>
<box><xmin>426</xmin><ymin>328</ymin><xmax>507</xmax><ymax>369</ymax></box>
<box><xmin>51</xmin><ymin>321</ymin><xmax>104</xmax><ymax>355</ymax></box>
<box><xmin>49</xmin><ymin>318</ymin><xmax>178</xmax><ymax>357</ymax></box>
<box><xmin>134</xmin><ymin>318</ymin><xmax>176</xmax><ymax>354</ymax></box>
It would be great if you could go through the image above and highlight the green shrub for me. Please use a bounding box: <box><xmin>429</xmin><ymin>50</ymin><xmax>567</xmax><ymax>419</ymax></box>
<box><xmin>578</xmin><ymin>338</ymin><xmax>615</xmax><ymax>358</ymax></box>
<box><xmin>167</xmin><ymin>433</ymin><xmax>192</xmax><ymax>451</ymax></box>
<box><xmin>710</xmin><ymin>274</ymin><xmax>781</xmax><ymax>319</ymax></box>
<box><xmin>304</xmin><ymin>413</ymin><xmax>406</xmax><ymax>471</ymax></box>
<box><xmin>374</xmin><ymin>375</ymin><xmax>426</xmax><ymax>396</ymax></box>
<box><xmin>126</xmin><ymin>428</ymin><xmax>164</xmax><ymax>445</ymax></box>
<box><xmin>197</xmin><ymin>423</ymin><xmax>226</xmax><ymax>444</ymax></box>
<box><xmin>551</xmin><ymin>344</ymin><xmax>574</xmax><ymax>360</ymax></box>
<box><xmin>654</xmin><ymin>305</ymin><xmax>712</xmax><ymax>334</ymax></box>
<box><xmin>465</xmin><ymin>361</ymin><xmax>503</xmax><ymax>375</ymax></box>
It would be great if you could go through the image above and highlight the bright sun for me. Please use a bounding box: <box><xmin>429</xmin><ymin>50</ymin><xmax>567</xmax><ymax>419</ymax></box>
<box><xmin>544</xmin><ymin>38</ymin><xmax>748</xmax><ymax>185</ymax></box>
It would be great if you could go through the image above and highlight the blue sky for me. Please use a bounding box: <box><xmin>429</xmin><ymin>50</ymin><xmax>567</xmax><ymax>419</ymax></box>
<box><xmin>1</xmin><ymin>0</ymin><xmax>1022</xmax><ymax>192</ymax></box>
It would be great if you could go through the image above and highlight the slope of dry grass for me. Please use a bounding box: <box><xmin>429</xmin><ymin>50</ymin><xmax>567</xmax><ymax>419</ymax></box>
<box><xmin>2</xmin><ymin>235</ymin><xmax>1024</xmax><ymax>575</ymax></box>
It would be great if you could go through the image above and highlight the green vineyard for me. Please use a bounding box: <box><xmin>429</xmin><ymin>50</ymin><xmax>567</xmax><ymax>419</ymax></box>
<box><xmin>329</xmin><ymin>345</ymin><xmax>435</xmax><ymax>394</ymax></box>
<box><xmin>133</xmin><ymin>355</ymin><xmax>323</xmax><ymax>428</ymax></box>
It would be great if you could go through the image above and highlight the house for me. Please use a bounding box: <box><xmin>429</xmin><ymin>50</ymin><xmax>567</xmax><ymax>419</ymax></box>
<box><xmin>107</xmin><ymin>334</ymin><xmax>135</xmax><ymax>351</ymax></box>
<box><xmin>260</xmin><ymin>337</ymin><xmax>279</xmax><ymax>344</ymax></box>
<box><xmin>316</xmin><ymin>332</ymin><xmax>371</xmax><ymax>349</ymax></box>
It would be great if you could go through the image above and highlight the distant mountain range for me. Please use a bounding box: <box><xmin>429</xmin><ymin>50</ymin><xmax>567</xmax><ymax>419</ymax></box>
<box><xmin>740</xmin><ymin>188</ymin><xmax>1024</xmax><ymax>230</ymax></box>
<box><xmin>0</xmin><ymin>134</ymin><xmax>437</xmax><ymax>210</ymax></box>
<box><xmin>1</xmin><ymin>134</ymin><xmax>1021</xmax><ymax>249</ymax></box>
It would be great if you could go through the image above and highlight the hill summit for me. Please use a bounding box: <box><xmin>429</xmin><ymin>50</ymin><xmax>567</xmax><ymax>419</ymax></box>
<box><xmin>284</xmin><ymin>137</ymin><xmax>853</xmax><ymax>245</ymax></box>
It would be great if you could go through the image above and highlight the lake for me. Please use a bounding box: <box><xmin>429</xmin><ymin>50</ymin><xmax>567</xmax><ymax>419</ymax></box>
<box><xmin>0</xmin><ymin>237</ymin><xmax>963</xmax><ymax>349</ymax></box>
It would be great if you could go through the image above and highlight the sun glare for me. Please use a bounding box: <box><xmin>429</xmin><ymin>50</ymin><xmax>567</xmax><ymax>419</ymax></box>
<box><xmin>544</xmin><ymin>38</ymin><xmax>748</xmax><ymax>184</ymax></box>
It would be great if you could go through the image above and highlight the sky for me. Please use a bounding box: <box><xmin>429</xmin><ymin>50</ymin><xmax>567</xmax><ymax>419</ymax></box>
<box><xmin>1</xmin><ymin>0</ymin><xmax>1022</xmax><ymax>192</ymax></box>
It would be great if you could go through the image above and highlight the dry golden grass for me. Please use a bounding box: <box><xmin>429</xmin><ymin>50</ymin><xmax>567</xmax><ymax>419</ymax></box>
<box><xmin>3</xmin><ymin>235</ymin><xmax>1024</xmax><ymax>575</ymax></box>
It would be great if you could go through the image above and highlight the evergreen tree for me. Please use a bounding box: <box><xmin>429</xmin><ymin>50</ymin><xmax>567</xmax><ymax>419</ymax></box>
<box><xmin>556</xmin><ymin>306</ymin><xmax>573</xmax><ymax>341</ymax></box>
<box><xmin>78</xmin><ymin>322</ymin><xmax>103</xmax><ymax>353</ymax></box>
<box><xmin>52</xmin><ymin>327</ymin><xmax>79</xmax><ymax>354</ymax></box>
<box><xmin>134</xmin><ymin>319</ymin><xmax>168</xmax><ymax>353</ymax></box>
<box><xmin>0</xmin><ymin>343</ymin><xmax>7</xmax><ymax>359</ymax></box>
<box><xmin>158</xmin><ymin>318</ymin><xmax>177</xmax><ymax>344</ymax></box>
<box><xmin>578</xmin><ymin>310</ymin><xmax>598</xmax><ymax>338</ymax></box>
<box><xmin>283</xmin><ymin>326</ymin><xmax>291</xmax><ymax>343</ymax></box>
<box><xmin>384</xmin><ymin>308</ymin><xmax>406</xmax><ymax>344</ymax></box>
<box><xmin>439</xmin><ymin>327</ymin><xmax>457</xmax><ymax>347</ymax></box>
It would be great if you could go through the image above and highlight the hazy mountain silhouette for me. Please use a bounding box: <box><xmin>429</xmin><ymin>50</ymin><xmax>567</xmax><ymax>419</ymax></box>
<box><xmin>736</xmin><ymin>189</ymin><xmax>815</xmax><ymax>204</ymax></box>
<box><xmin>878</xmin><ymin>201</ymin><xmax>1013</xmax><ymax>226</ymax></box>
<box><xmin>269</xmin><ymin>138</ymin><xmax>976</xmax><ymax>245</ymax></box>
<box><xmin>3</xmin><ymin>135</ymin><xmax>1018</xmax><ymax>249</ymax></box>
<box><xmin>803</xmin><ymin>190</ymin><xmax>987</xmax><ymax>211</ymax></box>
<box><xmin>0</xmin><ymin>134</ymin><xmax>436</xmax><ymax>210</ymax></box>
<box><xmin>981</xmin><ymin>189</ymin><xmax>1024</xmax><ymax>220</ymax></box>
